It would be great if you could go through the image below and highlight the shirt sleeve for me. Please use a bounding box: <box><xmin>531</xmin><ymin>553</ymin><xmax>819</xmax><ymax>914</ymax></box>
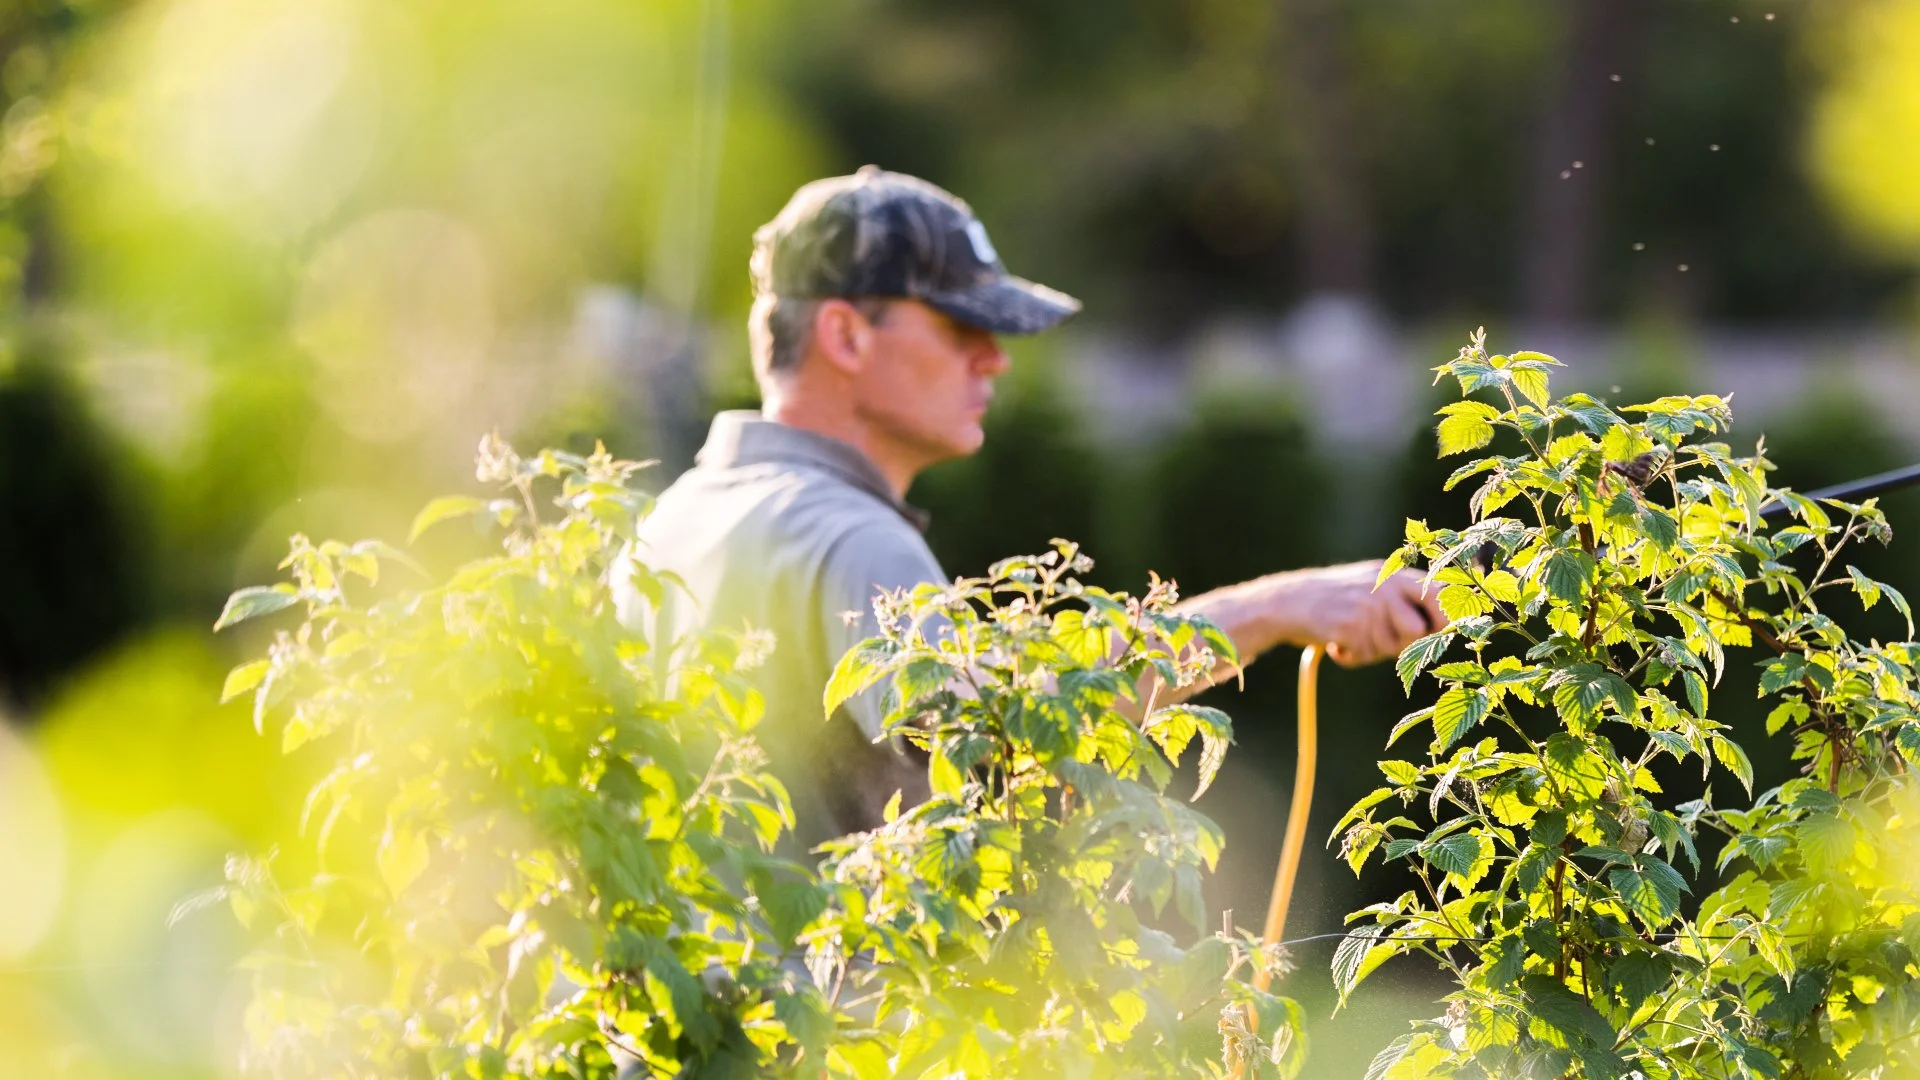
<box><xmin>818</xmin><ymin>521</ymin><xmax>946</xmax><ymax>740</ymax></box>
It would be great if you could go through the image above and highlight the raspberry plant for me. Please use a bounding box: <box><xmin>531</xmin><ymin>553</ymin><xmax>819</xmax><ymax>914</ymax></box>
<box><xmin>1339</xmin><ymin>331</ymin><xmax>1920</xmax><ymax>1078</ymax></box>
<box><xmin>206</xmin><ymin>440</ymin><xmax>1288</xmax><ymax>1078</ymax></box>
<box><xmin>815</xmin><ymin>545</ymin><xmax>1301</xmax><ymax>1077</ymax></box>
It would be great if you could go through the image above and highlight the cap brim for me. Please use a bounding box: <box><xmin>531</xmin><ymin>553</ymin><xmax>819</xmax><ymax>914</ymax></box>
<box><xmin>924</xmin><ymin>275</ymin><xmax>1081</xmax><ymax>335</ymax></box>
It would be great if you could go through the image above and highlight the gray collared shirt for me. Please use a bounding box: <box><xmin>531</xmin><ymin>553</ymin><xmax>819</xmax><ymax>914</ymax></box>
<box><xmin>616</xmin><ymin>412</ymin><xmax>941</xmax><ymax>846</ymax></box>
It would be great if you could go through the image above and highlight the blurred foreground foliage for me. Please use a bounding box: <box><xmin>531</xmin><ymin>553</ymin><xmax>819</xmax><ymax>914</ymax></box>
<box><xmin>209</xmin><ymin>439</ymin><xmax>1296</xmax><ymax>1078</ymax></box>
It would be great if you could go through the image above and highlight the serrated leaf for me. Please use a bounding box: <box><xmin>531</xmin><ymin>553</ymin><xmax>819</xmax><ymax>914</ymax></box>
<box><xmin>1767</xmin><ymin>698</ymin><xmax>1810</xmax><ymax>736</ymax></box>
<box><xmin>1362</xmin><ymin>1035</ymin><xmax>1414</xmax><ymax>1080</ymax></box>
<box><xmin>1194</xmin><ymin>724</ymin><xmax>1230</xmax><ymax>802</ymax></box>
<box><xmin>823</xmin><ymin>638</ymin><xmax>897</xmax><ymax>717</ymax></box>
<box><xmin>1541</xmin><ymin>549</ymin><xmax>1595</xmax><ymax>605</ymax></box>
<box><xmin>1522</xmin><ymin>974</ymin><xmax>1615</xmax><ymax>1046</ymax></box>
<box><xmin>1847</xmin><ymin>565</ymin><xmax>1882</xmax><ymax>611</ymax></box>
<box><xmin>1797</xmin><ymin>813</ymin><xmax>1856</xmax><ymax>872</ymax></box>
<box><xmin>1759</xmin><ymin>653</ymin><xmax>1809</xmax><ymax>696</ymax></box>
<box><xmin>1396</xmin><ymin>629</ymin><xmax>1455</xmax><ymax>694</ymax></box>
<box><xmin>1375</xmin><ymin>546</ymin><xmax>1410</xmax><ymax>588</ymax></box>
<box><xmin>1543</xmin><ymin>733</ymin><xmax>1609</xmax><ymax>800</ymax></box>
<box><xmin>1608</xmin><ymin>951</ymin><xmax>1672</xmax><ymax>1010</ymax></box>
<box><xmin>1712</xmin><ymin>735</ymin><xmax>1754</xmax><ymax>795</ymax></box>
<box><xmin>1546</xmin><ymin>663</ymin><xmax>1637</xmax><ymax>726</ymax></box>
<box><xmin>756</xmin><ymin>875</ymin><xmax>828</xmax><ymax>948</ymax></box>
<box><xmin>408</xmin><ymin>494</ymin><xmax>488</xmax><ymax>542</ymax></box>
<box><xmin>1483</xmin><ymin>933</ymin><xmax>1528</xmax><ymax>989</ymax></box>
<box><xmin>1601</xmin><ymin>426</ymin><xmax>1654</xmax><ymax>463</ymax></box>
<box><xmin>1438</xmin><ymin>413</ymin><xmax>1496</xmax><ymax>456</ymax></box>
<box><xmin>221</xmin><ymin>659</ymin><xmax>271</xmax><ymax>704</ymax></box>
<box><xmin>1900</xmin><ymin>723</ymin><xmax>1920</xmax><ymax>765</ymax></box>
<box><xmin>1646</xmin><ymin>810</ymin><xmax>1698</xmax><ymax>873</ymax></box>
<box><xmin>1639</xmin><ymin>505</ymin><xmax>1679</xmax><ymax>549</ymax></box>
<box><xmin>1511</xmin><ymin>367</ymin><xmax>1551</xmax><ymax>408</ymax></box>
<box><xmin>1423</xmin><ymin>831</ymin><xmax>1488</xmax><ymax>878</ymax></box>
<box><xmin>213</xmin><ymin>585</ymin><xmax>299</xmax><ymax>631</ymax></box>
<box><xmin>1380</xmin><ymin>759</ymin><xmax>1421</xmax><ymax>787</ymax></box>
<box><xmin>1482</xmin><ymin>570</ymin><xmax>1521</xmax><ymax>604</ymax></box>
<box><xmin>1432</xmin><ymin>686</ymin><xmax>1490</xmax><ymax>752</ymax></box>
<box><xmin>1610</xmin><ymin>859</ymin><xmax>1686</xmax><ymax>928</ymax></box>
<box><xmin>1334</xmin><ymin>925</ymin><xmax>1403</xmax><ymax>1003</ymax></box>
<box><xmin>1885</xmin><ymin>580</ymin><xmax>1915</xmax><ymax>636</ymax></box>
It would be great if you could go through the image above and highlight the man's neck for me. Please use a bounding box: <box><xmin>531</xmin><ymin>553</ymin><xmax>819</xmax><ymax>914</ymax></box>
<box><xmin>761</xmin><ymin>400</ymin><xmax>919</xmax><ymax>501</ymax></box>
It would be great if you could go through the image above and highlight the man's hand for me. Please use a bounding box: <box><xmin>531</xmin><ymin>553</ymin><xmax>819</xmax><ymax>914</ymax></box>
<box><xmin>1131</xmin><ymin>558</ymin><xmax>1449</xmax><ymax>713</ymax></box>
<box><xmin>1277</xmin><ymin>561</ymin><xmax>1446</xmax><ymax>668</ymax></box>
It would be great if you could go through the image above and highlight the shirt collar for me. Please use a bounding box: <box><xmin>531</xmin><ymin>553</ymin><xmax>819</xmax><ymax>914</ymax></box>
<box><xmin>694</xmin><ymin>411</ymin><xmax>932</xmax><ymax>532</ymax></box>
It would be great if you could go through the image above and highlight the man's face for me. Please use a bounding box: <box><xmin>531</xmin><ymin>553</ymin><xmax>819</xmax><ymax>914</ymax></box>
<box><xmin>852</xmin><ymin>299</ymin><xmax>1009</xmax><ymax>465</ymax></box>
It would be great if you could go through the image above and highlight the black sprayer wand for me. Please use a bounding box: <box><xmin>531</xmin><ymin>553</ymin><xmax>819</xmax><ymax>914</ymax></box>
<box><xmin>1759</xmin><ymin>462</ymin><xmax>1920</xmax><ymax>521</ymax></box>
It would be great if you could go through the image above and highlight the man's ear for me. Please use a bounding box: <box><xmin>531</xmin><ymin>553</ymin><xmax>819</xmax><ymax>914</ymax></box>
<box><xmin>812</xmin><ymin>299</ymin><xmax>874</xmax><ymax>377</ymax></box>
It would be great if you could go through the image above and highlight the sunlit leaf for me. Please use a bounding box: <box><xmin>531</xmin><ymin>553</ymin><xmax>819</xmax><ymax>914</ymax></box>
<box><xmin>213</xmin><ymin>585</ymin><xmax>298</xmax><ymax>630</ymax></box>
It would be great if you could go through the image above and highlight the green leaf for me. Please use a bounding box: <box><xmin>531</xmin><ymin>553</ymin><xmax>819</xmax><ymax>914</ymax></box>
<box><xmin>1546</xmin><ymin>663</ymin><xmax>1636</xmax><ymax>726</ymax></box>
<box><xmin>1609</xmin><ymin>859</ymin><xmax>1686</xmax><ymax>928</ymax></box>
<box><xmin>1514</xmin><ymin>844</ymin><xmax>1555</xmax><ymax>893</ymax></box>
<box><xmin>408</xmin><ymin>494</ymin><xmax>488</xmax><ymax>542</ymax></box>
<box><xmin>1766</xmin><ymin>698</ymin><xmax>1810</xmax><ymax>736</ymax></box>
<box><xmin>1396</xmin><ymin>629</ymin><xmax>1455</xmax><ymax>694</ymax></box>
<box><xmin>1380</xmin><ymin>760</ymin><xmax>1421</xmax><ymax>787</ymax></box>
<box><xmin>1639</xmin><ymin>505</ymin><xmax>1679</xmax><ymax>549</ymax></box>
<box><xmin>1374</xmin><ymin>546</ymin><xmax>1410</xmax><ymax>588</ymax></box>
<box><xmin>1483</xmin><ymin>934</ymin><xmax>1528</xmax><ymax>989</ymax></box>
<box><xmin>1529</xmin><ymin>812</ymin><xmax>1568</xmax><ymax>846</ymax></box>
<box><xmin>221</xmin><ymin>659</ymin><xmax>271</xmax><ymax>704</ymax></box>
<box><xmin>1362</xmin><ymin>1035</ymin><xmax>1414</xmax><ymax>1080</ymax></box>
<box><xmin>1646</xmin><ymin>810</ymin><xmax>1698</xmax><ymax>873</ymax></box>
<box><xmin>929</xmin><ymin>744</ymin><xmax>966</xmax><ymax>798</ymax></box>
<box><xmin>213</xmin><ymin>585</ymin><xmax>299</xmax><ymax>631</ymax></box>
<box><xmin>1607</xmin><ymin>951</ymin><xmax>1673</xmax><ymax>1010</ymax></box>
<box><xmin>1437</xmin><ymin>414</ymin><xmax>1495</xmax><ymax>456</ymax></box>
<box><xmin>1884</xmin><ymin>579</ymin><xmax>1915</xmax><ymax>635</ymax></box>
<box><xmin>755</xmin><ymin>876</ymin><xmax>828</xmax><ymax>948</ymax></box>
<box><xmin>1423</xmin><ymin>831</ymin><xmax>1488</xmax><ymax>879</ymax></box>
<box><xmin>823</xmin><ymin>638</ymin><xmax>896</xmax><ymax>717</ymax></box>
<box><xmin>1847</xmin><ymin>565</ymin><xmax>1882</xmax><ymax>611</ymax></box>
<box><xmin>1711</xmin><ymin>735</ymin><xmax>1754</xmax><ymax>795</ymax></box>
<box><xmin>642</xmin><ymin>941</ymin><xmax>722</xmax><ymax>1053</ymax></box>
<box><xmin>1521</xmin><ymin>974</ymin><xmax>1615</xmax><ymax>1047</ymax></box>
<box><xmin>1601</xmin><ymin>426</ymin><xmax>1654</xmax><ymax>463</ymax></box>
<box><xmin>377</xmin><ymin>822</ymin><xmax>430</xmax><ymax>897</ymax></box>
<box><xmin>1482</xmin><ymin>570</ymin><xmax>1522</xmax><ymax>605</ymax></box>
<box><xmin>1431</xmin><ymin>686</ymin><xmax>1490</xmax><ymax>752</ymax></box>
<box><xmin>1684</xmin><ymin>669</ymin><xmax>1709</xmax><ymax>718</ymax></box>
<box><xmin>1900</xmin><ymin>723</ymin><xmax>1920</xmax><ymax>766</ymax></box>
<box><xmin>1541</xmin><ymin>549</ymin><xmax>1595</xmax><ymax>605</ymax></box>
<box><xmin>1334</xmin><ymin>925</ymin><xmax>1402</xmax><ymax>1002</ymax></box>
<box><xmin>1194</xmin><ymin>721</ymin><xmax>1230</xmax><ymax>802</ymax></box>
<box><xmin>1543</xmin><ymin>733</ymin><xmax>1609</xmax><ymax>800</ymax></box>
<box><xmin>1759</xmin><ymin>653</ymin><xmax>1809</xmax><ymax>695</ymax></box>
<box><xmin>1511</xmin><ymin>366</ymin><xmax>1552</xmax><ymax>408</ymax></box>
<box><xmin>1797</xmin><ymin>813</ymin><xmax>1856</xmax><ymax>872</ymax></box>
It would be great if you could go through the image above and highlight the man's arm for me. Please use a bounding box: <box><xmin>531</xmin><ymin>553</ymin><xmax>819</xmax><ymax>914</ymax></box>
<box><xmin>1144</xmin><ymin>561</ymin><xmax>1445</xmax><ymax>711</ymax></box>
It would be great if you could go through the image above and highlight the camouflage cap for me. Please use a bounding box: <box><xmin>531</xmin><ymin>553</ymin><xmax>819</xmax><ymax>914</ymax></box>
<box><xmin>750</xmin><ymin>166</ymin><xmax>1081</xmax><ymax>335</ymax></box>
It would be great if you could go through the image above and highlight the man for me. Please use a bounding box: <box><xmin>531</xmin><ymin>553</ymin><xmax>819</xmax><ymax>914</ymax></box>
<box><xmin>619</xmin><ymin>166</ymin><xmax>1443</xmax><ymax>850</ymax></box>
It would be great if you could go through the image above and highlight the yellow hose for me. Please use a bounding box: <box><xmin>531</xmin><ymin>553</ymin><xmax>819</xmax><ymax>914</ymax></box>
<box><xmin>1236</xmin><ymin>644</ymin><xmax>1322</xmax><ymax>1075</ymax></box>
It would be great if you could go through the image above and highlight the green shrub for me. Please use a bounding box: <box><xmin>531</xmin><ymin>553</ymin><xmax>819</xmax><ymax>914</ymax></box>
<box><xmin>1342</xmin><ymin>330</ymin><xmax>1920</xmax><ymax>1078</ymax></box>
<box><xmin>210</xmin><ymin>438</ymin><xmax>1290</xmax><ymax>1077</ymax></box>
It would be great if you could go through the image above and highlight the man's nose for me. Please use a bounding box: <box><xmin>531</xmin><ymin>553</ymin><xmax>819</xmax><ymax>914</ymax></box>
<box><xmin>974</xmin><ymin>336</ymin><xmax>1009</xmax><ymax>376</ymax></box>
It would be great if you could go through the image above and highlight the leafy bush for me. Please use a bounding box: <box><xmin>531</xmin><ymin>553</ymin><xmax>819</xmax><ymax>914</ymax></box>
<box><xmin>208</xmin><ymin>438</ymin><xmax>1291</xmax><ymax>1077</ymax></box>
<box><xmin>815</xmin><ymin>544</ymin><xmax>1299</xmax><ymax>1077</ymax></box>
<box><xmin>1341</xmin><ymin>331</ymin><xmax>1920</xmax><ymax>1078</ymax></box>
